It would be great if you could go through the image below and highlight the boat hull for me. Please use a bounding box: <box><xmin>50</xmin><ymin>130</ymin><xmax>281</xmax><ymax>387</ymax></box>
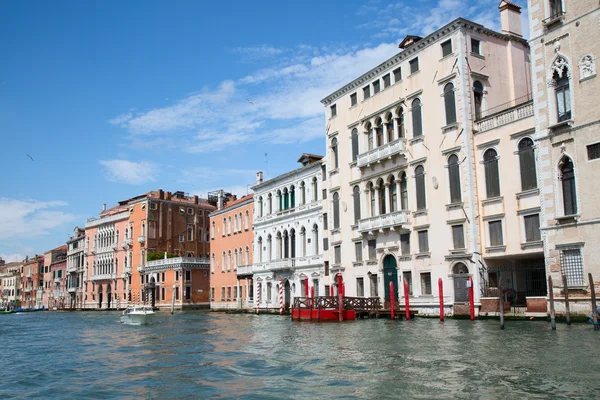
<box><xmin>120</xmin><ymin>313</ymin><xmax>154</xmax><ymax>325</ymax></box>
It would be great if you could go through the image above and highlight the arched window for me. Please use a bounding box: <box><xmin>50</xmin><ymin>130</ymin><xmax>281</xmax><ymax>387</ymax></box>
<box><xmin>473</xmin><ymin>81</ymin><xmax>484</xmax><ymax>120</ymax></box>
<box><xmin>389</xmin><ymin>176</ymin><xmax>397</xmax><ymax>212</ymax></box>
<box><xmin>234</xmin><ymin>215</ymin><xmax>238</xmax><ymax>232</ymax></box>
<box><xmin>412</xmin><ymin>98</ymin><xmax>423</xmax><ymax>137</ymax></box>
<box><xmin>290</xmin><ymin>185</ymin><xmax>295</xmax><ymax>208</ymax></box>
<box><xmin>227</xmin><ymin>217</ymin><xmax>232</xmax><ymax>235</ymax></box>
<box><xmin>258</xmin><ymin>197</ymin><xmax>263</xmax><ymax>217</ymax></box>
<box><xmin>228</xmin><ymin>250</ymin><xmax>232</xmax><ymax>270</ymax></box>
<box><xmin>353</xmin><ymin>186</ymin><xmax>361</xmax><ymax>223</ymax></box>
<box><xmin>331</xmin><ymin>138</ymin><xmax>339</xmax><ymax>169</ymax></box>
<box><xmin>351</xmin><ymin>128</ymin><xmax>359</xmax><ymax>161</ymax></box>
<box><xmin>267</xmin><ymin>235</ymin><xmax>272</xmax><ymax>261</ymax></box>
<box><xmin>554</xmin><ymin>66</ymin><xmax>571</xmax><ymax>122</ymax></box>
<box><xmin>312</xmin><ymin>224</ymin><xmax>319</xmax><ymax>255</ymax></box>
<box><xmin>221</xmin><ymin>251</ymin><xmax>225</xmax><ymax>272</ymax></box>
<box><xmin>283</xmin><ymin>188</ymin><xmax>289</xmax><ymax>210</ymax></box>
<box><xmin>299</xmin><ymin>181</ymin><xmax>306</xmax><ymax>205</ymax></box>
<box><xmin>367</xmin><ymin>123</ymin><xmax>374</xmax><ymax>151</ymax></box>
<box><xmin>245</xmin><ymin>246</ymin><xmax>250</xmax><ymax>265</ymax></box>
<box><xmin>518</xmin><ymin>138</ymin><xmax>537</xmax><ymax>191</ymax></box>
<box><xmin>211</xmin><ymin>253</ymin><xmax>215</xmax><ymax>273</ymax></box>
<box><xmin>245</xmin><ymin>211</ymin><xmax>249</xmax><ymax>229</ymax></box>
<box><xmin>378</xmin><ymin>180</ymin><xmax>386</xmax><ymax>215</ymax></box>
<box><xmin>375</xmin><ymin>118</ymin><xmax>384</xmax><ymax>147</ymax></box>
<box><xmin>300</xmin><ymin>227</ymin><xmax>307</xmax><ymax>256</ymax></box>
<box><xmin>483</xmin><ymin>149</ymin><xmax>500</xmax><ymax>198</ymax></box>
<box><xmin>400</xmin><ymin>172</ymin><xmax>408</xmax><ymax>210</ymax></box>
<box><xmin>312</xmin><ymin>177</ymin><xmax>318</xmax><ymax>202</ymax></box>
<box><xmin>398</xmin><ymin>108</ymin><xmax>405</xmax><ymax>138</ymax></box>
<box><xmin>448</xmin><ymin>154</ymin><xmax>462</xmax><ymax>203</ymax></box>
<box><xmin>561</xmin><ymin>157</ymin><xmax>577</xmax><ymax>215</ymax></box>
<box><xmin>234</xmin><ymin>249</ymin><xmax>238</xmax><ymax>269</ymax></box>
<box><xmin>222</xmin><ymin>218</ymin><xmax>226</xmax><ymax>236</ymax></box>
<box><xmin>290</xmin><ymin>229</ymin><xmax>296</xmax><ymax>258</ymax></box>
<box><xmin>369</xmin><ymin>182</ymin><xmax>376</xmax><ymax>217</ymax></box>
<box><xmin>444</xmin><ymin>83</ymin><xmax>457</xmax><ymax>125</ymax></box>
<box><xmin>258</xmin><ymin>237</ymin><xmax>263</xmax><ymax>262</ymax></box>
<box><xmin>333</xmin><ymin>192</ymin><xmax>340</xmax><ymax>229</ymax></box>
<box><xmin>267</xmin><ymin>193</ymin><xmax>272</xmax><ymax>214</ymax></box>
<box><xmin>415</xmin><ymin>165</ymin><xmax>426</xmax><ymax>210</ymax></box>
<box><xmin>386</xmin><ymin>113</ymin><xmax>394</xmax><ymax>142</ymax></box>
<box><xmin>278</xmin><ymin>190</ymin><xmax>283</xmax><ymax>211</ymax></box>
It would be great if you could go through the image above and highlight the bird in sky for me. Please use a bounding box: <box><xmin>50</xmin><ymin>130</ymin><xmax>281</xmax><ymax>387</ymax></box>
<box><xmin>247</xmin><ymin>99</ymin><xmax>254</xmax><ymax>105</ymax></box>
<box><xmin>26</xmin><ymin>154</ymin><xmax>34</xmax><ymax>161</ymax></box>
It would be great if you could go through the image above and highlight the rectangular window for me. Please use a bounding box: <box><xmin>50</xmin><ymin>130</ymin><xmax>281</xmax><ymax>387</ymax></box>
<box><xmin>185</xmin><ymin>286</ymin><xmax>191</xmax><ymax>300</ymax></box>
<box><xmin>452</xmin><ymin>225</ymin><xmax>465</xmax><ymax>249</ymax></box>
<box><xmin>363</xmin><ymin>85</ymin><xmax>370</xmax><ymax>100</ymax></box>
<box><xmin>211</xmin><ymin>287</ymin><xmax>215</xmax><ymax>301</ymax></box>
<box><xmin>323</xmin><ymin>213</ymin><xmax>328</xmax><ymax>230</ymax></box>
<box><xmin>187</xmin><ymin>224</ymin><xmax>194</xmax><ymax>241</ymax></box>
<box><xmin>324</xmin><ymin>261</ymin><xmax>329</xmax><ymax>277</ymax></box>
<box><xmin>150</xmin><ymin>202</ymin><xmax>157</xmax><ymax>210</ymax></box>
<box><xmin>524</xmin><ymin>214</ymin><xmax>541</xmax><ymax>242</ymax></box>
<box><xmin>179</xmin><ymin>234</ymin><xmax>184</xmax><ymax>243</ymax></box>
<box><xmin>403</xmin><ymin>271</ymin><xmax>413</xmax><ymax>295</ymax></box>
<box><xmin>418</xmin><ymin>230</ymin><xmax>429</xmax><ymax>253</ymax></box>
<box><xmin>393</xmin><ymin>67</ymin><xmax>402</xmax><ymax>83</ymax></box>
<box><xmin>330</xmin><ymin>104</ymin><xmax>337</xmax><ymax>118</ymax></box>
<box><xmin>324</xmin><ymin>285</ymin><xmax>330</xmax><ymax>296</ymax></box>
<box><xmin>187</xmin><ymin>208</ymin><xmax>194</xmax><ymax>215</ymax></box>
<box><xmin>421</xmin><ymin>272</ymin><xmax>432</xmax><ymax>295</ymax></box>
<box><xmin>382</xmin><ymin>74</ymin><xmax>391</xmax><ymax>88</ymax></box>
<box><xmin>441</xmin><ymin>39</ymin><xmax>452</xmax><ymax>57</ymax></box>
<box><xmin>561</xmin><ymin>249</ymin><xmax>585</xmax><ymax>287</ymax></box>
<box><xmin>587</xmin><ymin>143</ymin><xmax>600</xmax><ymax>160</ymax></box>
<box><xmin>227</xmin><ymin>286</ymin><xmax>231</xmax><ymax>300</ymax></box>
<box><xmin>409</xmin><ymin>58</ymin><xmax>419</xmax><ymax>74</ymax></box>
<box><xmin>334</xmin><ymin>245</ymin><xmax>341</xmax><ymax>265</ymax></box>
<box><xmin>369</xmin><ymin>274</ymin><xmax>378</xmax><ymax>297</ymax></box>
<box><xmin>185</xmin><ymin>270</ymin><xmax>191</xmax><ymax>282</ymax></box>
<box><xmin>323</xmin><ymin>238</ymin><xmax>329</xmax><ymax>251</ymax></box>
<box><xmin>355</xmin><ymin>241</ymin><xmax>363</xmax><ymax>262</ymax></box>
<box><xmin>148</xmin><ymin>220</ymin><xmax>157</xmax><ymax>239</ymax></box>
<box><xmin>471</xmin><ymin>38</ymin><xmax>480</xmax><ymax>55</ymax></box>
<box><xmin>267</xmin><ymin>282</ymin><xmax>272</xmax><ymax>302</ymax></box>
<box><xmin>400</xmin><ymin>233</ymin><xmax>410</xmax><ymax>255</ymax></box>
<box><xmin>489</xmin><ymin>220</ymin><xmax>503</xmax><ymax>246</ymax></box>
<box><xmin>175</xmin><ymin>271</ymin><xmax>179</xmax><ymax>281</ymax></box>
<box><xmin>322</xmin><ymin>189</ymin><xmax>327</xmax><ymax>200</ymax></box>
<box><xmin>356</xmin><ymin>277</ymin><xmax>364</xmax><ymax>297</ymax></box>
<box><xmin>161</xmin><ymin>272</ymin><xmax>165</xmax><ymax>282</ymax></box>
<box><xmin>350</xmin><ymin>92</ymin><xmax>357</xmax><ymax>106</ymax></box>
<box><xmin>368</xmin><ymin>240</ymin><xmax>376</xmax><ymax>260</ymax></box>
<box><xmin>373</xmin><ymin>80</ymin><xmax>380</xmax><ymax>94</ymax></box>
<box><xmin>221</xmin><ymin>286</ymin><xmax>225</xmax><ymax>300</ymax></box>
<box><xmin>175</xmin><ymin>287</ymin><xmax>180</xmax><ymax>300</ymax></box>
<box><xmin>234</xmin><ymin>286</ymin><xmax>238</xmax><ymax>299</ymax></box>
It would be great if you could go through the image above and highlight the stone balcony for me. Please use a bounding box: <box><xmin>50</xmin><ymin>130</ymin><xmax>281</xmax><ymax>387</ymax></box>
<box><xmin>145</xmin><ymin>257</ymin><xmax>210</xmax><ymax>273</ymax></box>
<box><xmin>90</xmin><ymin>273</ymin><xmax>117</xmax><ymax>282</ymax></box>
<box><xmin>357</xmin><ymin>138</ymin><xmax>407</xmax><ymax>168</ymax></box>
<box><xmin>254</xmin><ymin>201</ymin><xmax>321</xmax><ymax>224</ymax></box>
<box><xmin>251</xmin><ymin>255</ymin><xmax>323</xmax><ymax>274</ymax></box>
<box><xmin>236</xmin><ymin>264</ymin><xmax>253</xmax><ymax>277</ymax></box>
<box><xmin>137</xmin><ymin>235</ymin><xmax>145</xmax><ymax>244</ymax></box>
<box><xmin>122</xmin><ymin>238</ymin><xmax>133</xmax><ymax>249</ymax></box>
<box><xmin>475</xmin><ymin>100</ymin><xmax>533</xmax><ymax>133</ymax></box>
<box><xmin>66</xmin><ymin>264</ymin><xmax>77</xmax><ymax>274</ymax></box>
<box><xmin>358</xmin><ymin>210</ymin><xmax>411</xmax><ymax>234</ymax></box>
<box><xmin>54</xmin><ymin>277</ymin><xmax>62</xmax><ymax>283</ymax></box>
<box><xmin>68</xmin><ymin>286</ymin><xmax>78</xmax><ymax>293</ymax></box>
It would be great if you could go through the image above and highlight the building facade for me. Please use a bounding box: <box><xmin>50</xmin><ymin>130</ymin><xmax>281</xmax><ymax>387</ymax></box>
<box><xmin>66</xmin><ymin>227</ymin><xmax>86</xmax><ymax>309</ymax></box>
<box><xmin>320</xmin><ymin>4</ymin><xmax>537</xmax><ymax>315</ymax></box>
<box><xmin>21</xmin><ymin>256</ymin><xmax>43</xmax><ymax>309</ymax></box>
<box><xmin>1</xmin><ymin>262</ymin><xmax>23</xmax><ymax>309</ymax></box>
<box><xmin>43</xmin><ymin>245</ymin><xmax>67</xmax><ymax>309</ymax></box>
<box><xmin>209</xmin><ymin>192</ymin><xmax>254</xmax><ymax>310</ymax></box>
<box><xmin>528</xmin><ymin>0</ymin><xmax>600</xmax><ymax>313</ymax></box>
<box><xmin>251</xmin><ymin>154</ymin><xmax>326</xmax><ymax>311</ymax></box>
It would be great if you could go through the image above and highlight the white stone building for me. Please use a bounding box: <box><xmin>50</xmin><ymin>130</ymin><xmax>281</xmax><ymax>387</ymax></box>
<box><xmin>66</xmin><ymin>226</ymin><xmax>86</xmax><ymax>309</ymax></box>
<box><xmin>251</xmin><ymin>154</ymin><xmax>326</xmax><ymax>311</ymax></box>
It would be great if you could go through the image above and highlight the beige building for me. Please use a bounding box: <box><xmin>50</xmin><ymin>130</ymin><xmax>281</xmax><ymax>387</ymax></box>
<box><xmin>320</xmin><ymin>3</ymin><xmax>540</xmax><ymax>314</ymax></box>
<box><xmin>528</xmin><ymin>0</ymin><xmax>600</xmax><ymax>313</ymax></box>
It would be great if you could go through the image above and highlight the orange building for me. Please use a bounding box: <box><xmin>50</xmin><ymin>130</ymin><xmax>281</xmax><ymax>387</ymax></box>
<box><xmin>209</xmin><ymin>191</ymin><xmax>254</xmax><ymax>310</ymax></box>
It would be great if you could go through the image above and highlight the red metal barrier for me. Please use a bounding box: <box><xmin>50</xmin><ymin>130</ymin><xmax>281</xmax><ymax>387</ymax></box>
<box><xmin>404</xmin><ymin>280</ymin><xmax>410</xmax><ymax>320</ymax></box>
<box><xmin>469</xmin><ymin>276</ymin><xmax>475</xmax><ymax>320</ymax></box>
<box><xmin>390</xmin><ymin>282</ymin><xmax>395</xmax><ymax>320</ymax></box>
<box><xmin>337</xmin><ymin>274</ymin><xmax>343</xmax><ymax>322</ymax></box>
<box><xmin>438</xmin><ymin>278</ymin><xmax>444</xmax><ymax>322</ymax></box>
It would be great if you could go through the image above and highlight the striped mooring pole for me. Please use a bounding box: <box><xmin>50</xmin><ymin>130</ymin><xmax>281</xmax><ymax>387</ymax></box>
<box><xmin>279</xmin><ymin>278</ymin><xmax>283</xmax><ymax>315</ymax></box>
<box><xmin>256</xmin><ymin>282</ymin><xmax>260</xmax><ymax>314</ymax></box>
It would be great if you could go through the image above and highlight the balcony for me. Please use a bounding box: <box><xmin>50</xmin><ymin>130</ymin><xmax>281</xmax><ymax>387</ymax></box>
<box><xmin>358</xmin><ymin>210</ymin><xmax>411</xmax><ymax>234</ymax></box>
<box><xmin>54</xmin><ymin>277</ymin><xmax>62</xmax><ymax>283</ymax></box>
<box><xmin>137</xmin><ymin>265</ymin><xmax>144</xmax><ymax>273</ymax></box>
<box><xmin>111</xmin><ymin>243</ymin><xmax>118</xmax><ymax>250</ymax></box>
<box><xmin>90</xmin><ymin>273</ymin><xmax>117</xmax><ymax>282</ymax></box>
<box><xmin>66</xmin><ymin>265</ymin><xmax>77</xmax><ymax>274</ymax></box>
<box><xmin>68</xmin><ymin>286</ymin><xmax>78</xmax><ymax>293</ymax></box>
<box><xmin>357</xmin><ymin>138</ymin><xmax>407</xmax><ymax>168</ymax></box>
<box><xmin>475</xmin><ymin>98</ymin><xmax>533</xmax><ymax>133</ymax></box>
<box><xmin>251</xmin><ymin>255</ymin><xmax>323</xmax><ymax>274</ymax></box>
<box><xmin>23</xmin><ymin>287</ymin><xmax>32</xmax><ymax>293</ymax></box>
<box><xmin>121</xmin><ymin>238</ymin><xmax>132</xmax><ymax>249</ymax></box>
<box><xmin>254</xmin><ymin>201</ymin><xmax>322</xmax><ymax>224</ymax></box>
<box><xmin>236</xmin><ymin>264</ymin><xmax>253</xmax><ymax>277</ymax></box>
<box><xmin>542</xmin><ymin>11</ymin><xmax>565</xmax><ymax>28</ymax></box>
<box><xmin>137</xmin><ymin>235</ymin><xmax>145</xmax><ymax>244</ymax></box>
<box><xmin>145</xmin><ymin>257</ymin><xmax>210</xmax><ymax>273</ymax></box>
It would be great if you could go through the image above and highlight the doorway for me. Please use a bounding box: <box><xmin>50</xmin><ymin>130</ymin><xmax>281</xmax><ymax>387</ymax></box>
<box><xmin>284</xmin><ymin>280</ymin><xmax>291</xmax><ymax>310</ymax></box>
<box><xmin>106</xmin><ymin>284</ymin><xmax>112</xmax><ymax>309</ymax></box>
<box><xmin>453</xmin><ymin>263</ymin><xmax>469</xmax><ymax>303</ymax></box>
<box><xmin>97</xmin><ymin>285</ymin><xmax>103</xmax><ymax>309</ymax></box>
<box><xmin>383</xmin><ymin>255</ymin><xmax>398</xmax><ymax>304</ymax></box>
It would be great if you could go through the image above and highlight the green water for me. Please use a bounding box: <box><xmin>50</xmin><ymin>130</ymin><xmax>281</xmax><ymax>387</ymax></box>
<box><xmin>1</xmin><ymin>311</ymin><xmax>598</xmax><ymax>399</ymax></box>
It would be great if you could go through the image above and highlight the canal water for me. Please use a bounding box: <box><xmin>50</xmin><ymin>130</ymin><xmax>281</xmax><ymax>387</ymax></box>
<box><xmin>1</xmin><ymin>312</ymin><xmax>599</xmax><ymax>399</ymax></box>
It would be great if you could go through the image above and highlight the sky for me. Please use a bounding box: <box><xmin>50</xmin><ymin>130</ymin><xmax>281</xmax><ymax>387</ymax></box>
<box><xmin>0</xmin><ymin>0</ymin><xmax>528</xmax><ymax>262</ymax></box>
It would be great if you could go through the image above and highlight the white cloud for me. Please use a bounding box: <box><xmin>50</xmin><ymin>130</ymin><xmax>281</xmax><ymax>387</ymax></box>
<box><xmin>231</xmin><ymin>45</ymin><xmax>287</xmax><ymax>60</ymax></box>
<box><xmin>108</xmin><ymin>112</ymin><xmax>133</xmax><ymax>126</ymax></box>
<box><xmin>99</xmin><ymin>159</ymin><xmax>157</xmax><ymax>185</ymax></box>
<box><xmin>0</xmin><ymin>198</ymin><xmax>78</xmax><ymax>240</ymax></box>
<box><xmin>0</xmin><ymin>253</ymin><xmax>25</xmax><ymax>263</ymax></box>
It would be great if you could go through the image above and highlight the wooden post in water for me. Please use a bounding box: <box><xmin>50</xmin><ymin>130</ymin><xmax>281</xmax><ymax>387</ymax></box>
<box><xmin>498</xmin><ymin>283</ymin><xmax>505</xmax><ymax>330</ymax></box>
<box><xmin>390</xmin><ymin>282</ymin><xmax>395</xmax><ymax>320</ymax></box>
<box><xmin>404</xmin><ymin>280</ymin><xmax>410</xmax><ymax>320</ymax></box>
<box><xmin>469</xmin><ymin>276</ymin><xmax>475</xmax><ymax>321</ymax></box>
<box><xmin>170</xmin><ymin>284</ymin><xmax>176</xmax><ymax>315</ymax></box>
<box><xmin>562</xmin><ymin>274</ymin><xmax>571</xmax><ymax>326</ymax></box>
<box><xmin>438</xmin><ymin>278</ymin><xmax>444</xmax><ymax>322</ymax></box>
<box><xmin>589</xmin><ymin>273</ymin><xmax>599</xmax><ymax>331</ymax></box>
<box><xmin>548</xmin><ymin>276</ymin><xmax>556</xmax><ymax>330</ymax></box>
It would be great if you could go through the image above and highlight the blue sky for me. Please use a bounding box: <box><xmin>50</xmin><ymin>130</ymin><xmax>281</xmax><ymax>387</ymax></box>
<box><xmin>0</xmin><ymin>0</ymin><xmax>528</xmax><ymax>261</ymax></box>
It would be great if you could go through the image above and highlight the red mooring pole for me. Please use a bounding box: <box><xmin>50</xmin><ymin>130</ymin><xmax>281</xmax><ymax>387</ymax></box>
<box><xmin>305</xmin><ymin>277</ymin><xmax>309</xmax><ymax>297</ymax></box>
<box><xmin>330</xmin><ymin>285</ymin><xmax>334</xmax><ymax>297</ymax></box>
<box><xmin>337</xmin><ymin>274</ymin><xmax>343</xmax><ymax>322</ymax></box>
<box><xmin>438</xmin><ymin>278</ymin><xmax>444</xmax><ymax>322</ymax></box>
<box><xmin>404</xmin><ymin>279</ymin><xmax>410</xmax><ymax>320</ymax></box>
<box><xmin>310</xmin><ymin>286</ymin><xmax>315</xmax><ymax>299</ymax></box>
<box><xmin>390</xmin><ymin>282</ymin><xmax>395</xmax><ymax>320</ymax></box>
<box><xmin>469</xmin><ymin>276</ymin><xmax>475</xmax><ymax>320</ymax></box>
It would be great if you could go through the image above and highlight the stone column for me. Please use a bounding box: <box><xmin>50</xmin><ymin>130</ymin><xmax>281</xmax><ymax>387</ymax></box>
<box><xmin>374</xmin><ymin>185</ymin><xmax>380</xmax><ymax>216</ymax></box>
<box><xmin>393</xmin><ymin>117</ymin><xmax>399</xmax><ymax>140</ymax></box>
<box><xmin>396</xmin><ymin>180</ymin><xmax>402</xmax><ymax>212</ymax></box>
<box><xmin>382</xmin><ymin>120</ymin><xmax>389</xmax><ymax>145</ymax></box>
<box><xmin>384</xmin><ymin>183</ymin><xmax>391</xmax><ymax>215</ymax></box>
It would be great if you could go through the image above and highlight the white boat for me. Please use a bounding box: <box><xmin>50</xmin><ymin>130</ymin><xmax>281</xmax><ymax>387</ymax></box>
<box><xmin>120</xmin><ymin>305</ymin><xmax>155</xmax><ymax>325</ymax></box>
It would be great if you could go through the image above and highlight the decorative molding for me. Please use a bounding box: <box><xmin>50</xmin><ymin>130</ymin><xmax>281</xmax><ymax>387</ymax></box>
<box><xmin>406</xmin><ymin>89</ymin><xmax>423</xmax><ymax>100</ymax></box>
<box><xmin>437</xmin><ymin>72</ymin><xmax>457</xmax><ymax>85</ymax></box>
<box><xmin>441</xmin><ymin>145</ymin><xmax>462</xmax><ymax>155</ymax></box>
<box><xmin>482</xmin><ymin>213</ymin><xmax>504</xmax><ymax>221</ymax></box>
<box><xmin>516</xmin><ymin>207</ymin><xmax>541</xmax><ymax>216</ymax></box>
<box><xmin>409</xmin><ymin>156</ymin><xmax>427</xmax><ymax>166</ymax></box>
<box><xmin>476</xmin><ymin>138</ymin><xmax>500</xmax><ymax>149</ymax></box>
<box><xmin>555</xmin><ymin>242</ymin><xmax>585</xmax><ymax>250</ymax></box>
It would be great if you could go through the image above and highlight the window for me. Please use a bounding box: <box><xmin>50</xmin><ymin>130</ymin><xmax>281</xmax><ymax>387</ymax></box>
<box><xmin>403</xmin><ymin>272</ymin><xmax>413</xmax><ymax>295</ymax></box>
<box><xmin>187</xmin><ymin>208</ymin><xmax>193</xmax><ymax>215</ymax></box>
<box><xmin>393</xmin><ymin>67</ymin><xmax>402</xmax><ymax>83</ymax></box>
<box><xmin>357</xmin><ymin>278</ymin><xmax>365</xmax><ymax>297</ymax></box>
<box><xmin>560</xmin><ymin>157</ymin><xmax>577</xmax><ymax>215</ymax></box>
<box><xmin>415</xmin><ymin>165</ymin><xmax>426</xmax><ymax>210</ymax></box>
<box><xmin>324</xmin><ymin>261</ymin><xmax>329</xmax><ymax>276</ymax></box>
<box><xmin>443</xmin><ymin>83</ymin><xmax>457</xmax><ymax>125</ymax></box>
<box><xmin>549</xmin><ymin>0</ymin><xmax>563</xmax><ymax>18</ymax></box>
<box><xmin>334</xmin><ymin>245</ymin><xmax>341</xmax><ymax>265</ymax></box>
<box><xmin>187</xmin><ymin>224</ymin><xmax>193</xmax><ymax>241</ymax></box>
<box><xmin>363</xmin><ymin>85</ymin><xmax>371</xmax><ymax>100</ymax></box>
<box><xmin>441</xmin><ymin>39</ymin><xmax>452</xmax><ymax>57</ymax></box>
<box><xmin>483</xmin><ymin>149</ymin><xmax>500</xmax><ymax>198</ymax></box>
<box><xmin>312</xmin><ymin>178</ymin><xmax>318</xmax><ymax>202</ymax></box>
<box><xmin>148</xmin><ymin>220</ymin><xmax>157</xmax><ymax>239</ymax></box>
<box><xmin>179</xmin><ymin>234</ymin><xmax>184</xmax><ymax>243</ymax></box>
<box><xmin>351</xmin><ymin>128</ymin><xmax>359</xmax><ymax>162</ymax></box>
<box><xmin>355</xmin><ymin>241</ymin><xmax>363</xmax><ymax>262</ymax></box>
<box><xmin>332</xmin><ymin>192</ymin><xmax>340</xmax><ymax>229</ymax></box>
<box><xmin>588</xmin><ymin>143</ymin><xmax>600</xmax><ymax>160</ymax></box>
<box><xmin>468</xmin><ymin>37</ymin><xmax>479</xmax><ymax>54</ymax></box>
<box><xmin>323</xmin><ymin>238</ymin><xmax>328</xmax><ymax>251</ymax></box>
<box><xmin>378</xmin><ymin>181</ymin><xmax>386</xmax><ymax>215</ymax></box>
<box><xmin>400</xmin><ymin>172</ymin><xmax>408</xmax><ymax>210</ymax></box>
<box><xmin>368</xmin><ymin>240</ymin><xmax>376</xmax><ymax>260</ymax></box>
<box><xmin>370</xmin><ymin>274</ymin><xmax>378</xmax><ymax>297</ymax></box>
<box><xmin>518</xmin><ymin>138</ymin><xmax>537</xmax><ymax>191</ymax></box>
<box><xmin>322</xmin><ymin>189</ymin><xmax>327</xmax><ymax>200</ymax></box>
<box><xmin>524</xmin><ymin>214</ymin><xmax>541</xmax><ymax>242</ymax></box>
<box><xmin>211</xmin><ymin>221</ymin><xmax>215</xmax><ymax>239</ymax></box>
<box><xmin>350</xmin><ymin>92</ymin><xmax>357</xmax><ymax>106</ymax></box>
<box><xmin>150</xmin><ymin>202</ymin><xmax>157</xmax><ymax>210</ymax></box>
<box><xmin>367</xmin><ymin>123</ymin><xmax>374</xmax><ymax>151</ymax></box>
<box><xmin>409</xmin><ymin>58</ymin><xmax>419</xmax><ymax>74</ymax></box>
<box><xmin>473</xmin><ymin>81</ymin><xmax>484</xmax><ymax>120</ymax></box>
<box><xmin>266</xmin><ymin>282</ymin><xmax>272</xmax><ymax>302</ymax></box>
<box><xmin>389</xmin><ymin>176</ymin><xmax>397</xmax><ymax>213</ymax></box>
<box><xmin>452</xmin><ymin>225</ymin><xmax>465</xmax><ymax>249</ymax></box>
<box><xmin>331</xmin><ymin>137</ymin><xmax>338</xmax><ymax>169</ymax></box>
<box><xmin>386</xmin><ymin>113</ymin><xmax>394</xmax><ymax>143</ymax></box>
<box><xmin>373</xmin><ymin>80</ymin><xmax>380</xmax><ymax>94</ymax></box>
<box><xmin>489</xmin><ymin>220</ymin><xmax>503</xmax><ymax>246</ymax></box>
<box><xmin>418</xmin><ymin>230</ymin><xmax>429</xmax><ymax>253</ymax></box>
<box><xmin>330</xmin><ymin>104</ymin><xmax>337</xmax><ymax>118</ymax></box>
<box><xmin>411</xmin><ymin>98</ymin><xmax>422</xmax><ymax>137</ymax></box>
<box><xmin>448</xmin><ymin>154</ymin><xmax>462</xmax><ymax>203</ymax></box>
<box><xmin>560</xmin><ymin>249</ymin><xmax>585</xmax><ymax>287</ymax></box>
<box><xmin>554</xmin><ymin>67</ymin><xmax>571</xmax><ymax>122</ymax></box>
<box><xmin>376</xmin><ymin>120</ymin><xmax>384</xmax><ymax>147</ymax></box>
<box><xmin>323</xmin><ymin>213</ymin><xmax>328</xmax><ymax>230</ymax></box>
<box><xmin>185</xmin><ymin>286</ymin><xmax>191</xmax><ymax>300</ymax></box>
<box><xmin>179</xmin><ymin>207</ymin><xmax>184</xmax><ymax>214</ymax></box>
<box><xmin>185</xmin><ymin>270</ymin><xmax>191</xmax><ymax>282</ymax></box>
<box><xmin>210</xmin><ymin>287</ymin><xmax>215</xmax><ymax>301</ymax></box>
<box><xmin>382</xmin><ymin>73</ymin><xmax>391</xmax><ymax>88</ymax></box>
<box><xmin>400</xmin><ymin>233</ymin><xmax>410</xmax><ymax>255</ymax></box>
<box><xmin>421</xmin><ymin>272</ymin><xmax>432</xmax><ymax>295</ymax></box>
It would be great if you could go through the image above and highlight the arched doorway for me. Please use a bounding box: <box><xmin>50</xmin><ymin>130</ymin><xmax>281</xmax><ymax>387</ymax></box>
<box><xmin>453</xmin><ymin>263</ymin><xmax>469</xmax><ymax>303</ymax></box>
<box><xmin>383</xmin><ymin>255</ymin><xmax>398</xmax><ymax>305</ymax></box>
<box><xmin>106</xmin><ymin>284</ymin><xmax>112</xmax><ymax>309</ymax></box>
<box><xmin>284</xmin><ymin>280</ymin><xmax>291</xmax><ymax>310</ymax></box>
<box><xmin>97</xmin><ymin>285</ymin><xmax>103</xmax><ymax>309</ymax></box>
<box><xmin>147</xmin><ymin>277</ymin><xmax>156</xmax><ymax>307</ymax></box>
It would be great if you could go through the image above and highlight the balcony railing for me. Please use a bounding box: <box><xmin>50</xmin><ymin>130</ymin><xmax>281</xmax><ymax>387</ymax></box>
<box><xmin>90</xmin><ymin>273</ymin><xmax>117</xmax><ymax>282</ymax></box>
<box><xmin>54</xmin><ymin>277</ymin><xmax>62</xmax><ymax>283</ymax></box>
<box><xmin>358</xmin><ymin>210</ymin><xmax>411</xmax><ymax>233</ymax></box>
<box><xmin>252</xmin><ymin>255</ymin><xmax>323</xmax><ymax>273</ymax></box>
<box><xmin>68</xmin><ymin>287</ymin><xmax>78</xmax><ymax>293</ymax></box>
<box><xmin>23</xmin><ymin>288</ymin><xmax>32</xmax><ymax>293</ymax></box>
<box><xmin>254</xmin><ymin>201</ymin><xmax>321</xmax><ymax>224</ymax></box>
<box><xmin>66</xmin><ymin>265</ymin><xmax>77</xmax><ymax>273</ymax></box>
<box><xmin>138</xmin><ymin>235</ymin><xmax>145</xmax><ymax>244</ymax></box>
<box><xmin>122</xmin><ymin>238</ymin><xmax>132</xmax><ymax>249</ymax></box>
<box><xmin>543</xmin><ymin>11</ymin><xmax>565</xmax><ymax>27</ymax></box>
<box><xmin>236</xmin><ymin>264</ymin><xmax>253</xmax><ymax>276</ymax></box>
<box><xmin>145</xmin><ymin>257</ymin><xmax>210</xmax><ymax>273</ymax></box>
<box><xmin>475</xmin><ymin>98</ymin><xmax>533</xmax><ymax>133</ymax></box>
<box><xmin>137</xmin><ymin>265</ymin><xmax>144</xmax><ymax>272</ymax></box>
<box><xmin>357</xmin><ymin>138</ymin><xmax>407</xmax><ymax>168</ymax></box>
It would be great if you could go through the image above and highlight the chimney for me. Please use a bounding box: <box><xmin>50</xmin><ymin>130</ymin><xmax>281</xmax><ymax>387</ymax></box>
<box><xmin>256</xmin><ymin>171</ymin><xmax>263</xmax><ymax>184</ymax></box>
<box><xmin>165</xmin><ymin>191</ymin><xmax>172</xmax><ymax>201</ymax></box>
<box><xmin>102</xmin><ymin>204</ymin><xmax>106</xmax><ymax>212</ymax></box>
<box><xmin>217</xmin><ymin>190</ymin><xmax>224</xmax><ymax>210</ymax></box>
<box><xmin>158</xmin><ymin>189</ymin><xmax>164</xmax><ymax>200</ymax></box>
<box><xmin>193</xmin><ymin>195</ymin><xmax>199</xmax><ymax>204</ymax></box>
<box><xmin>499</xmin><ymin>0</ymin><xmax>522</xmax><ymax>37</ymax></box>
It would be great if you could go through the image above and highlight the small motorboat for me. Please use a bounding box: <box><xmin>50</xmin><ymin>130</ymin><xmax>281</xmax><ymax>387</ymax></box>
<box><xmin>0</xmin><ymin>309</ymin><xmax>15</xmax><ymax>315</ymax></box>
<box><xmin>120</xmin><ymin>305</ymin><xmax>155</xmax><ymax>325</ymax></box>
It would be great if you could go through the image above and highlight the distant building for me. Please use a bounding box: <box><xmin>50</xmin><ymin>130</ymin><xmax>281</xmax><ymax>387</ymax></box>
<box><xmin>21</xmin><ymin>256</ymin><xmax>43</xmax><ymax>309</ymax></box>
<box><xmin>43</xmin><ymin>246</ymin><xmax>68</xmax><ymax>309</ymax></box>
<box><xmin>1</xmin><ymin>261</ymin><xmax>24</xmax><ymax>309</ymax></box>
<box><xmin>66</xmin><ymin>227</ymin><xmax>86</xmax><ymax>309</ymax></box>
